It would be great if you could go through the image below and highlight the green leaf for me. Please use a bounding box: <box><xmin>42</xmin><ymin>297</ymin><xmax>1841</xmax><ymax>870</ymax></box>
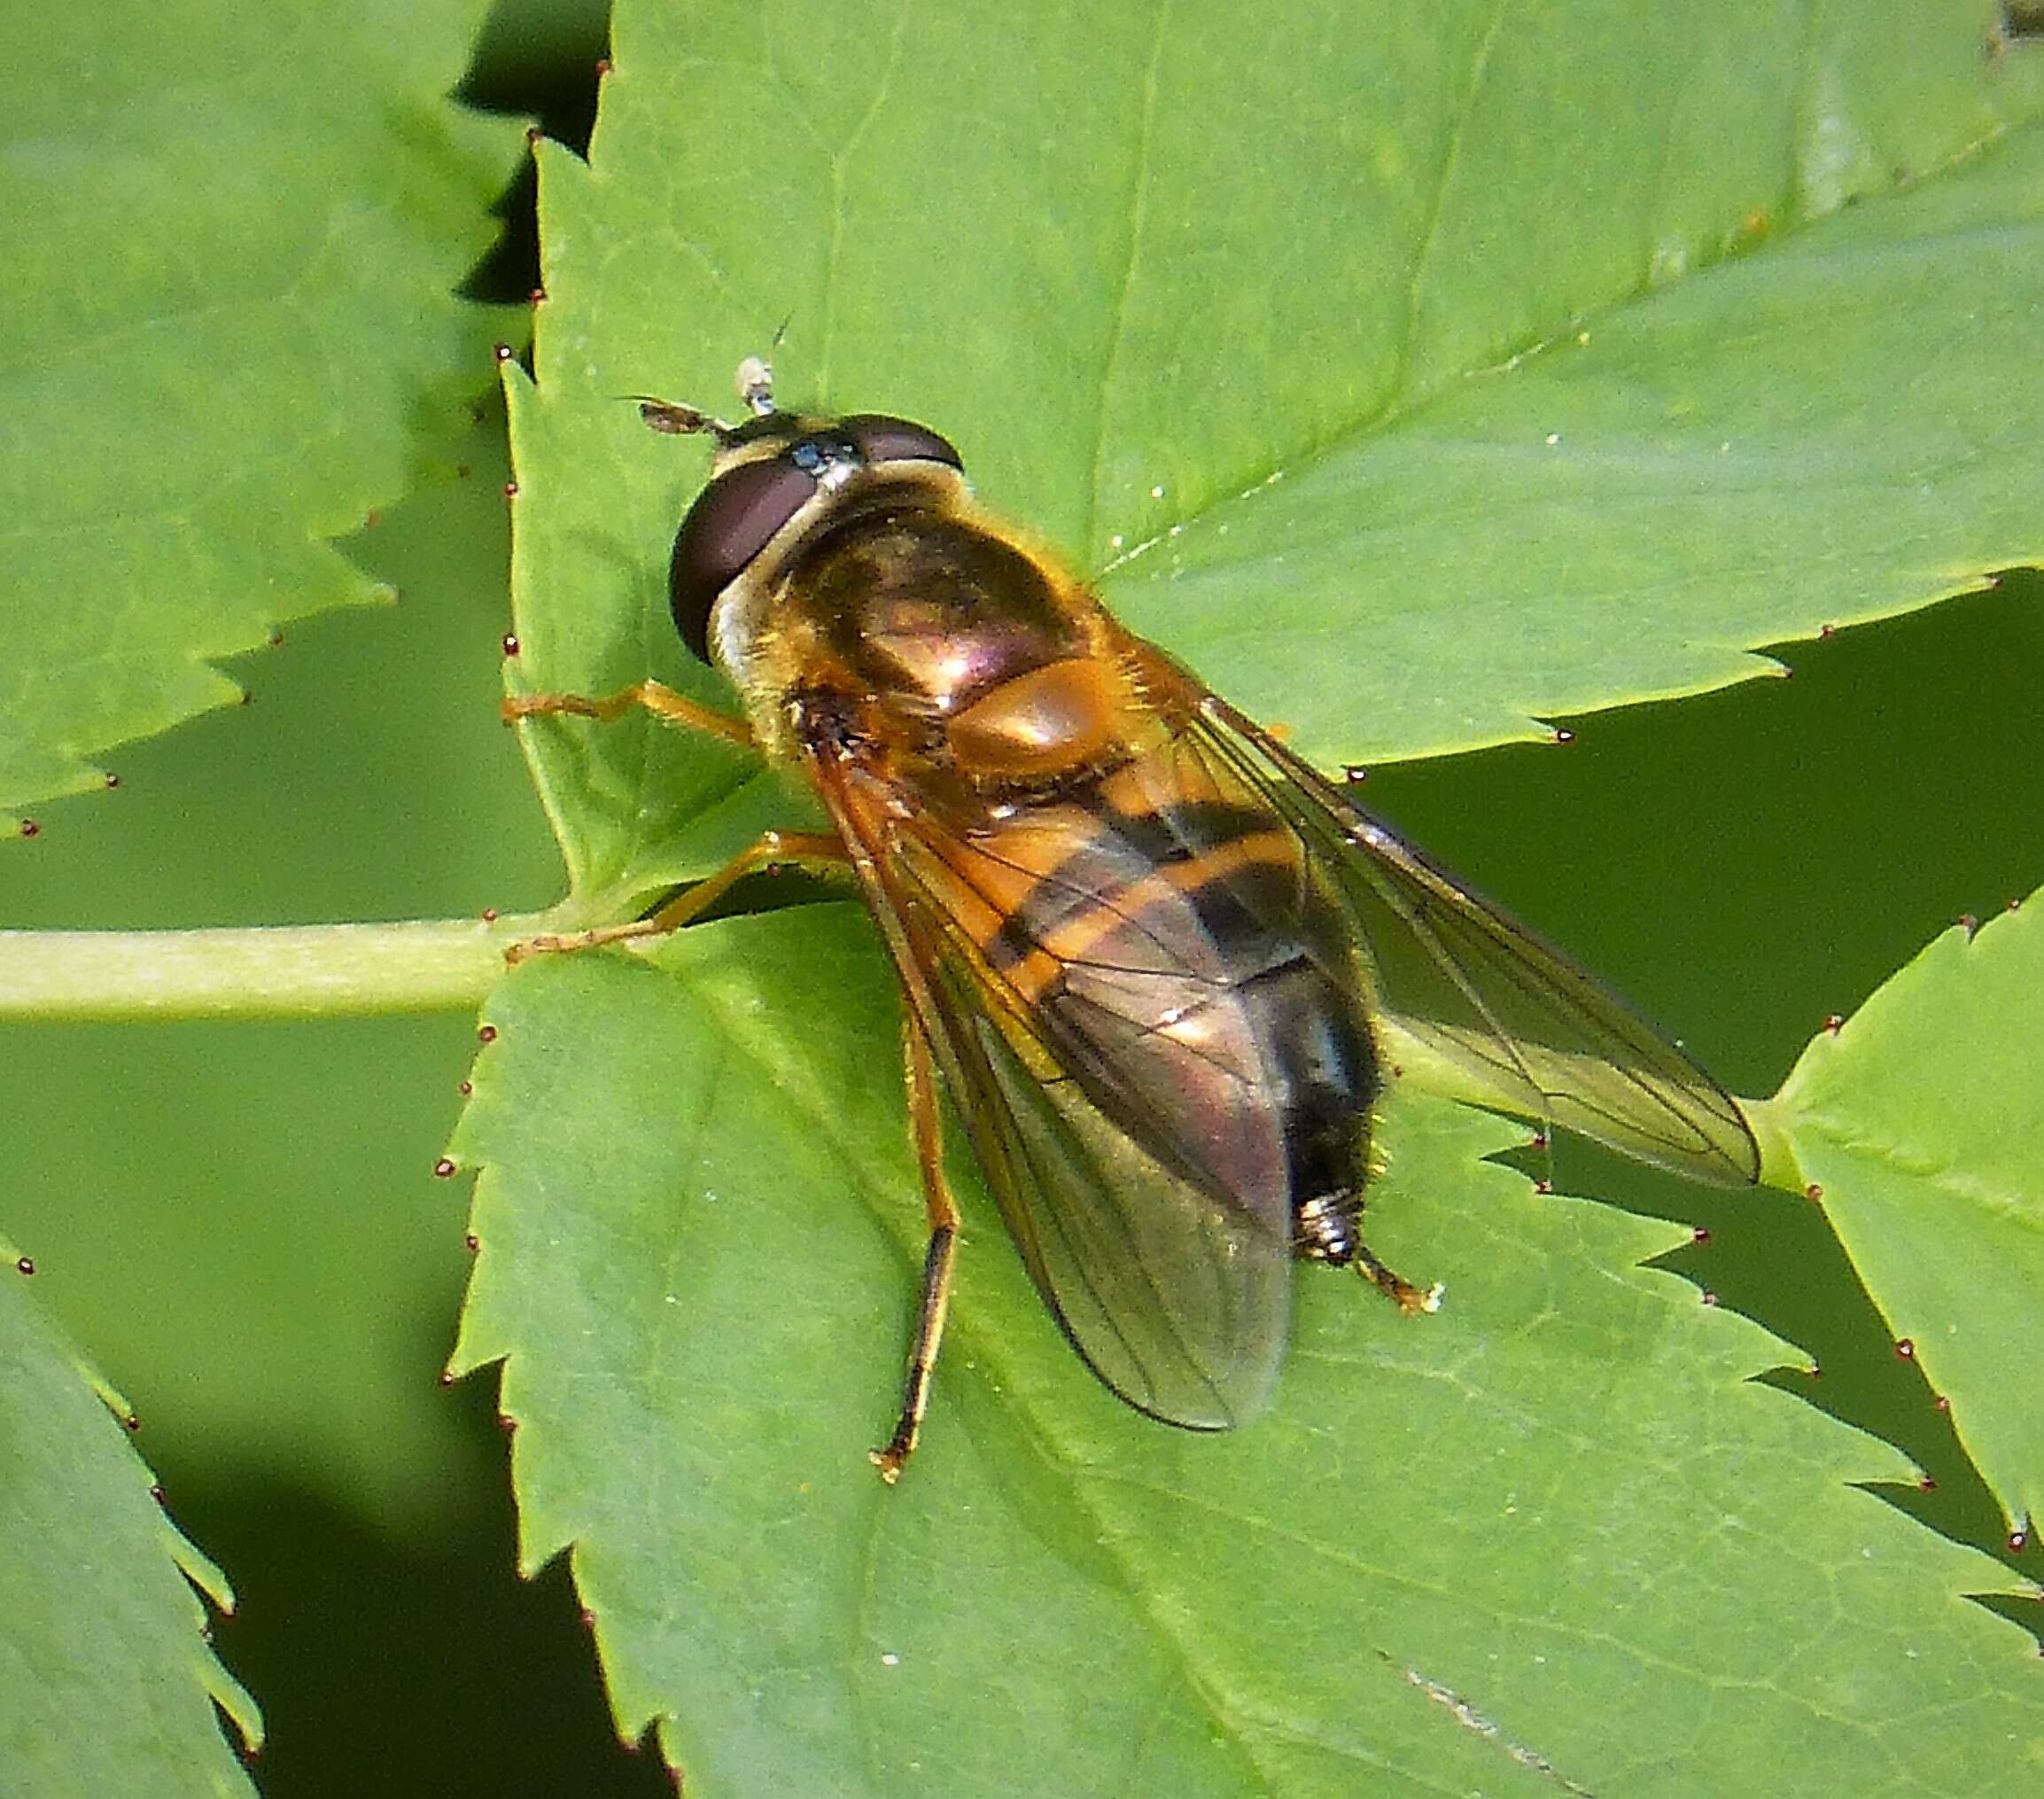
<box><xmin>477</xmin><ymin>4</ymin><xmax>2044</xmax><ymax>1790</ymax></box>
<box><xmin>1122</xmin><ymin>129</ymin><xmax>2044</xmax><ymax>763</ymax></box>
<box><xmin>452</xmin><ymin>914</ymin><xmax>2044</xmax><ymax>1796</ymax></box>
<box><xmin>0</xmin><ymin>0</ymin><xmax>524</xmax><ymax>821</ymax></box>
<box><xmin>0</xmin><ymin>1246</ymin><xmax>259</xmax><ymax>1795</ymax></box>
<box><xmin>1769</xmin><ymin>887</ymin><xmax>2044</xmax><ymax>1541</ymax></box>
<box><xmin>503</xmin><ymin>0</ymin><xmax>2044</xmax><ymax>894</ymax></box>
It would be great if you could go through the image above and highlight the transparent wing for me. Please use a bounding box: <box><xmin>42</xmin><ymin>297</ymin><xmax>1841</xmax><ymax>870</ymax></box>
<box><xmin>1183</xmin><ymin>684</ymin><xmax>1760</xmax><ymax>1187</ymax></box>
<box><xmin>811</xmin><ymin>757</ymin><xmax>1294</xmax><ymax>1430</ymax></box>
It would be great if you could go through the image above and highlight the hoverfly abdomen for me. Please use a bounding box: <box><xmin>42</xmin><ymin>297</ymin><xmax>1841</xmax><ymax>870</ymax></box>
<box><xmin>1229</xmin><ymin>950</ymin><xmax>1383</xmax><ymax>1241</ymax></box>
<box><xmin>917</xmin><ymin>736</ymin><xmax>1385</xmax><ymax>1257</ymax></box>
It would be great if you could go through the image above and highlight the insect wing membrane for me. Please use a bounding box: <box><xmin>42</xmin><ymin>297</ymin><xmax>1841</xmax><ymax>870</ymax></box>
<box><xmin>813</xmin><ymin>759</ymin><xmax>1293</xmax><ymax>1431</ymax></box>
<box><xmin>1192</xmin><ymin>691</ymin><xmax>1760</xmax><ymax>1188</ymax></box>
<box><xmin>966</xmin><ymin>1003</ymin><xmax>1291</xmax><ymax>1428</ymax></box>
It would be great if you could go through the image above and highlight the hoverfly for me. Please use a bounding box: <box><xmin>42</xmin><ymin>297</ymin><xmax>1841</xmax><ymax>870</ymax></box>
<box><xmin>505</xmin><ymin>357</ymin><xmax>1760</xmax><ymax>1479</ymax></box>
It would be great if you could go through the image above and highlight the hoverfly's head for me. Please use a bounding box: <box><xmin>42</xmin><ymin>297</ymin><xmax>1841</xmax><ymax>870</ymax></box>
<box><xmin>641</xmin><ymin>357</ymin><xmax>963</xmax><ymax>666</ymax></box>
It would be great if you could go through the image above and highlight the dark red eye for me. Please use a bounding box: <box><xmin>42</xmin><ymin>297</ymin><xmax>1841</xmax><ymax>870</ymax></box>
<box><xmin>842</xmin><ymin>414</ymin><xmax>962</xmax><ymax>471</ymax></box>
<box><xmin>668</xmin><ymin>456</ymin><xmax>817</xmax><ymax>662</ymax></box>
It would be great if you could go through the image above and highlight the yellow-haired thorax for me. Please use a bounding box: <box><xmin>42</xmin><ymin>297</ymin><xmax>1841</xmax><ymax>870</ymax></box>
<box><xmin>718</xmin><ymin>465</ymin><xmax>1165</xmax><ymax>802</ymax></box>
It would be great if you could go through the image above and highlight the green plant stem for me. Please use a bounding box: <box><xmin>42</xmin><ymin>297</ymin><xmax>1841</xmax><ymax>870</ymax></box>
<box><xmin>0</xmin><ymin>919</ymin><xmax>1800</xmax><ymax>1194</ymax></box>
<box><xmin>0</xmin><ymin>917</ymin><xmax>545</xmax><ymax>1021</ymax></box>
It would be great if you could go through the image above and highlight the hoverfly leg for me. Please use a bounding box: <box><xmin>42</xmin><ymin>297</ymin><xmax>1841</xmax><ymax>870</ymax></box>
<box><xmin>1350</xmin><ymin>1243</ymin><xmax>1444</xmax><ymax>1318</ymax></box>
<box><xmin>504</xmin><ymin>830</ymin><xmax>847</xmax><ymax>966</ymax></box>
<box><xmin>871</xmin><ymin>1018</ymin><xmax>962</xmax><ymax>1483</ymax></box>
<box><xmin>501</xmin><ymin>678</ymin><xmax>756</xmax><ymax>749</ymax></box>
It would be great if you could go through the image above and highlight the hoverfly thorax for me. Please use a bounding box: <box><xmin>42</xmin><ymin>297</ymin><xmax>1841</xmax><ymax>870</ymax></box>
<box><xmin>664</xmin><ymin>385</ymin><xmax>1142</xmax><ymax>800</ymax></box>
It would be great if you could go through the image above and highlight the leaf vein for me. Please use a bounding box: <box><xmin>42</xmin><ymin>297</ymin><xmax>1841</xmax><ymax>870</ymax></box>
<box><xmin>1084</xmin><ymin>0</ymin><xmax>1174</xmax><ymax>559</ymax></box>
<box><xmin>1395</xmin><ymin>0</ymin><xmax>1513</xmax><ymax>405</ymax></box>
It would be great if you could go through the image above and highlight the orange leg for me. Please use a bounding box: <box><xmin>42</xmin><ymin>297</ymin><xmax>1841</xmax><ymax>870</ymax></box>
<box><xmin>505</xmin><ymin>830</ymin><xmax>846</xmax><ymax>965</ymax></box>
<box><xmin>1352</xmin><ymin>1244</ymin><xmax>1444</xmax><ymax>1318</ymax></box>
<box><xmin>502</xmin><ymin>678</ymin><xmax>756</xmax><ymax>749</ymax></box>
<box><xmin>501</xmin><ymin>676</ymin><xmax>802</xmax><ymax>963</ymax></box>
<box><xmin>870</xmin><ymin>1017</ymin><xmax>962</xmax><ymax>1483</ymax></box>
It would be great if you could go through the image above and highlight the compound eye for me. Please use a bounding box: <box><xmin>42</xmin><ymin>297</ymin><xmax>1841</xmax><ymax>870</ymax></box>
<box><xmin>841</xmin><ymin>414</ymin><xmax>962</xmax><ymax>471</ymax></box>
<box><xmin>667</xmin><ymin>455</ymin><xmax>817</xmax><ymax>662</ymax></box>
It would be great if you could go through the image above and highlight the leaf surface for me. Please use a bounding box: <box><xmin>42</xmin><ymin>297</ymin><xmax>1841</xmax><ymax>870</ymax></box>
<box><xmin>503</xmin><ymin>0</ymin><xmax>2044</xmax><ymax>892</ymax></box>
<box><xmin>1769</xmin><ymin>887</ymin><xmax>2044</xmax><ymax>1540</ymax></box>
<box><xmin>454</xmin><ymin>915</ymin><xmax>2044</xmax><ymax>1796</ymax></box>
<box><xmin>478</xmin><ymin>4</ymin><xmax>2044</xmax><ymax>1789</ymax></box>
<box><xmin>0</xmin><ymin>0</ymin><xmax>521</xmax><ymax>818</ymax></box>
<box><xmin>0</xmin><ymin>1248</ymin><xmax>259</xmax><ymax>1795</ymax></box>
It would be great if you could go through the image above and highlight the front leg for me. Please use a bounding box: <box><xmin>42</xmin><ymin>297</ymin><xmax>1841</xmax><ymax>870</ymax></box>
<box><xmin>502</xmin><ymin>678</ymin><xmax>756</xmax><ymax>749</ymax></box>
